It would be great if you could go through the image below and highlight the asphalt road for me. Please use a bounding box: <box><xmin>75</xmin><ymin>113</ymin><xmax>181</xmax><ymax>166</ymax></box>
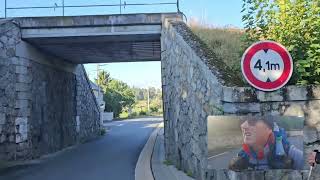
<box><xmin>0</xmin><ymin>118</ymin><xmax>162</xmax><ymax>180</ymax></box>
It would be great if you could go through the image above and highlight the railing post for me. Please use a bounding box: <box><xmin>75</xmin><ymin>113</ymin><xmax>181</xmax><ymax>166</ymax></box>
<box><xmin>5</xmin><ymin>0</ymin><xmax>7</xmax><ymax>18</ymax></box>
<box><xmin>62</xmin><ymin>0</ymin><xmax>65</xmax><ymax>16</ymax></box>
<box><xmin>120</xmin><ymin>0</ymin><xmax>122</xmax><ymax>14</ymax></box>
<box><xmin>177</xmin><ymin>0</ymin><xmax>180</xmax><ymax>13</ymax></box>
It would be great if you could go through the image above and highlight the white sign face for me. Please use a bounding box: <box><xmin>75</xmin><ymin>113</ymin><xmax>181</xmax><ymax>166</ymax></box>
<box><xmin>241</xmin><ymin>41</ymin><xmax>293</xmax><ymax>91</ymax></box>
<box><xmin>250</xmin><ymin>49</ymin><xmax>284</xmax><ymax>82</ymax></box>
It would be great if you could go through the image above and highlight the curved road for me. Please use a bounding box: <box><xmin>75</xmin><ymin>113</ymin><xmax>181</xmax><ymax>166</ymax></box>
<box><xmin>0</xmin><ymin>118</ymin><xmax>162</xmax><ymax>180</ymax></box>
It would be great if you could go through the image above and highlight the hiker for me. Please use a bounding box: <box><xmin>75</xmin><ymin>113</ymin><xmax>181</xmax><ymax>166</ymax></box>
<box><xmin>229</xmin><ymin>115</ymin><xmax>304</xmax><ymax>171</ymax></box>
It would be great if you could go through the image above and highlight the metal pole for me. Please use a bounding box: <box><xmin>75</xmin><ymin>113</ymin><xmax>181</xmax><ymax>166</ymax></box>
<box><xmin>147</xmin><ymin>87</ymin><xmax>150</xmax><ymax>112</ymax></box>
<box><xmin>97</xmin><ymin>64</ymin><xmax>100</xmax><ymax>102</ymax></box>
<box><xmin>177</xmin><ymin>0</ymin><xmax>180</xmax><ymax>13</ymax></box>
<box><xmin>120</xmin><ymin>0</ymin><xmax>122</xmax><ymax>14</ymax></box>
<box><xmin>5</xmin><ymin>0</ymin><xmax>7</xmax><ymax>18</ymax></box>
<box><xmin>62</xmin><ymin>0</ymin><xmax>65</xmax><ymax>16</ymax></box>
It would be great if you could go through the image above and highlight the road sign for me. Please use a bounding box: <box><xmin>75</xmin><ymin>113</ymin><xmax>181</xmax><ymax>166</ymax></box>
<box><xmin>241</xmin><ymin>41</ymin><xmax>293</xmax><ymax>91</ymax></box>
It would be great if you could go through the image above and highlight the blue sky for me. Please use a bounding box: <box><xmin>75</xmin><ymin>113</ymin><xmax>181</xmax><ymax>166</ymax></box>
<box><xmin>0</xmin><ymin>0</ymin><xmax>243</xmax><ymax>88</ymax></box>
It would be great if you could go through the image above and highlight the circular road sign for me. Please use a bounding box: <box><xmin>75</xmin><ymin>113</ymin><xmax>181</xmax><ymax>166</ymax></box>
<box><xmin>241</xmin><ymin>40</ymin><xmax>293</xmax><ymax>91</ymax></box>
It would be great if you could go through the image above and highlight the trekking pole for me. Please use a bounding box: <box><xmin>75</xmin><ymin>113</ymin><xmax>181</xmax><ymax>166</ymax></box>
<box><xmin>308</xmin><ymin>165</ymin><xmax>313</xmax><ymax>180</ymax></box>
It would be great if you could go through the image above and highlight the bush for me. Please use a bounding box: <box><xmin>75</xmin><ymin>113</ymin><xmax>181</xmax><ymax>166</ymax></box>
<box><xmin>139</xmin><ymin>111</ymin><xmax>147</xmax><ymax>116</ymax></box>
<box><xmin>119</xmin><ymin>111</ymin><xmax>129</xmax><ymax>119</ymax></box>
<box><xmin>163</xmin><ymin>160</ymin><xmax>173</xmax><ymax>166</ymax></box>
<box><xmin>129</xmin><ymin>111</ymin><xmax>138</xmax><ymax>118</ymax></box>
<box><xmin>103</xmin><ymin>79</ymin><xmax>135</xmax><ymax>118</ymax></box>
<box><xmin>100</xmin><ymin>128</ymin><xmax>106</xmax><ymax>136</ymax></box>
<box><xmin>242</xmin><ymin>0</ymin><xmax>320</xmax><ymax>84</ymax></box>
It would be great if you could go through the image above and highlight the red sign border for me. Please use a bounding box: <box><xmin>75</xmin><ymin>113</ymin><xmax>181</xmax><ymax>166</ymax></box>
<box><xmin>241</xmin><ymin>41</ymin><xmax>293</xmax><ymax>91</ymax></box>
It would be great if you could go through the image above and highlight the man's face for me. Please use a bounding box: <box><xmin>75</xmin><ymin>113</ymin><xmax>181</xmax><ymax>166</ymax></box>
<box><xmin>240</xmin><ymin>119</ymin><xmax>272</xmax><ymax>146</ymax></box>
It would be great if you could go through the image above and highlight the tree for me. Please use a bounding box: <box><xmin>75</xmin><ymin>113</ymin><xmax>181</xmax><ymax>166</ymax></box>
<box><xmin>95</xmin><ymin>70</ymin><xmax>110</xmax><ymax>88</ymax></box>
<box><xmin>132</xmin><ymin>87</ymin><xmax>146</xmax><ymax>100</ymax></box>
<box><xmin>242</xmin><ymin>0</ymin><xmax>320</xmax><ymax>84</ymax></box>
<box><xmin>104</xmin><ymin>79</ymin><xmax>135</xmax><ymax>117</ymax></box>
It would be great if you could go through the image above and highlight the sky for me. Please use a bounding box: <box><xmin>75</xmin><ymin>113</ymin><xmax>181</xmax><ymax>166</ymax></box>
<box><xmin>0</xmin><ymin>0</ymin><xmax>244</xmax><ymax>88</ymax></box>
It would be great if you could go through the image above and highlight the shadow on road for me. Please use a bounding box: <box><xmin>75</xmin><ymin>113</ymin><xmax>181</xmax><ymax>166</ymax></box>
<box><xmin>0</xmin><ymin>118</ymin><xmax>163</xmax><ymax>180</ymax></box>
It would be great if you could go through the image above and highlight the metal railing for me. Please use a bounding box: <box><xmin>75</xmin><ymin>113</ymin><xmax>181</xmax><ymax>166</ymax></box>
<box><xmin>3</xmin><ymin>0</ymin><xmax>180</xmax><ymax>18</ymax></box>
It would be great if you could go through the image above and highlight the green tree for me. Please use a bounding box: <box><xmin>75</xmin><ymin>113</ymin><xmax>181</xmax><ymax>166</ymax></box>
<box><xmin>104</xmin><ymin>79</ymin><xmax>135</xmax><ymax>117</ymax></box>
<box><xmin>131</xmin><ymin>87</ymin><xmax>163</xmax><ymax>116</ymax></box>
<box><xmin>242</xmin><ymin>0</ymin><xmax>320</xmax><ymax>84</ymax></box>
<box><xmin>132</xmin><ymin>87</ymin><xmax>146</xmax><ymax>100</ymax></box>
<box><xmin>95</xmin><ymin>70</ymin><xmax>110</xmax><ymax>88</ymax></box>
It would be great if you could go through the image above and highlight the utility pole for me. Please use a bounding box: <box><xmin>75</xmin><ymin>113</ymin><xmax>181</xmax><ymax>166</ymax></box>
<box><xmin>62</xmin><ymin>0</ymin><xmax>65</xmax><ymax>16</ymax></box>
<box><xmin>96</xmin><ymin>64</ymin><xmax>100</xmax><ymax>101</ymax></box>
<box><xmin>5</xmin><ymin>0</ymin><xmax>7</xmax><ymax>18</ymax></box>
<box><xmin>147</xmin><ymin>87</ymin><xmax>150</xmax><ymax>112</ymax></box>
<box><xmin>96</xmin><ymin>64</ymin><xmax>108</xmax><ymax>103</ymax></box>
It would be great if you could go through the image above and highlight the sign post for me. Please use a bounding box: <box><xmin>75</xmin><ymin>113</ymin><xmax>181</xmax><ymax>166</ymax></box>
<box><xmin>241</xmin><ymin>41</ymin><xmax>293</xmax><ymax>91</ymax></box>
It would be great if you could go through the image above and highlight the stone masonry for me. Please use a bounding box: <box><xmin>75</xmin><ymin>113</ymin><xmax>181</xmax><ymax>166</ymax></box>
<box><xmin>75</xmin><ymin>65</ymin><xmax>101</xmax><ymax>142</ymax></box>
<box><xmin>0</xmin><ymin>20</ymin><xmax>100</xmax><ymax>161</ymax></box>
<box><xmin>161</xmin><ymin>19</ymin><xmax>320</xmax><ymax>180</ymax></box>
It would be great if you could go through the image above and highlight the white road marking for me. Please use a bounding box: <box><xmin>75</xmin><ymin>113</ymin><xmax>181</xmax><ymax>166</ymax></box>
<box><xmin>208</xmin><ymin>151</ymin><xmax>229</xmax><ymax>160</ymax></box>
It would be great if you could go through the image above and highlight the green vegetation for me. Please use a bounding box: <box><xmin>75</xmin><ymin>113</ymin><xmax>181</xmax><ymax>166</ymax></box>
<box><xmin>100</xmin><ymin>128</ymin><xmax>106</xmax><ymax>136</ymax></box>
<box><xmin>242</xmin><ymin>0</ymin><xmax>320</xmax><ymax>84</ymax></box>
<box><xmin>96</xmin><ymin>70</ymin><xmax>163</xmax><ymax>119</ymax></box>
<box><xmin>120</xmin><ymin>87</ymin><xmax>163</xmax><ymax>118</ymax></box>
<box><xmin>191</xmin><ymin>25</ymin><xmax>245</xmax><ymax>84</ymax></box>
<box><xmin>103</xmin><ymin>79</ymin><xmax>135</xmax><ymax>118</ymax></box>
<box><xmin>186</xmin><ymin>170</ymin><xmax>193</xmax><ymax>177</ymax></box>
<box><xmin>191</xmin><ymin>0</ymin><xmax>320</xmax><ymax>85</ymax></box>
<box><xmin>163</xmin><ymin>159</ymin><xmax>173</xmax><ymax>166</ymax></box>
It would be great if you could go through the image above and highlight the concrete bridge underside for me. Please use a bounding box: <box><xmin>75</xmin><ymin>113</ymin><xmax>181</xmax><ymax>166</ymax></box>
<box><xmin>17</xmin><ymin>13</ymin><xmax>182</xmax><ymax>63</ymax></box>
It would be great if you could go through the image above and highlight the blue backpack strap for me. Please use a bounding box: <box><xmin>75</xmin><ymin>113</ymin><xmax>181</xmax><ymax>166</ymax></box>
<box><xmin>238</xmin><ymin>149</ymin><xmax>250</xmax><ymax>159</ymax></box>
<box><xmin>273</xmin><ymin>128</ymin><xmax>291</xmax><ymax>154</ymax></box>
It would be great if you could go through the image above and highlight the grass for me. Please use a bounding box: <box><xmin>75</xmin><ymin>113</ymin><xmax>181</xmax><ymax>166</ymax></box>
<box><xmin>190</xmin><ymin>24</ymin><xmax>246</xmax><ymax>85</ymax></box>
<box><xmin>163</xmin><ymin>160</ymin><xmax>173</xmax><ymax>166</ymax></box>
<box><xmin>186</xmin><ymin>170</ymin><xmax>193</xmax><ymax>177</ymax></box>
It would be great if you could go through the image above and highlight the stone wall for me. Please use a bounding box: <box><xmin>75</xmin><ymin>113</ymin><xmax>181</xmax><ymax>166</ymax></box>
<box><xmin>161</xmin><ymin>19</ymin><xmax>320</xmax><ymax>180</ymax></box>
<box><xmin>28</xmin><ymin>59</ymin><xmax>77</xmax><ymax>159</ymax></box>
<box><xmin>0</xmin><ymin>20</ymin><xmax>20</xmax><ymax>160</ymax></box>
<box><xmin>0</xmin><ymin>20</ymin><xmax>100</xmax><ymax>161</ymax></box>
<box><xmin>161</xmin><ymin>19</ymin><xmax>226</xmax><ymax>179</ymax></box>
<box><xmin>75</xmin><ymin>65</ymin><xmax>100</xmax><ymax>142</ymax></box>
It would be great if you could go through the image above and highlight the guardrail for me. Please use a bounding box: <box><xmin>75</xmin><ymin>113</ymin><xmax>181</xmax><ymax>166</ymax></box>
<box><xmin>3</xmin><ymin>0</ymin><xmax>180</xmax><ymax>18</ymax></box>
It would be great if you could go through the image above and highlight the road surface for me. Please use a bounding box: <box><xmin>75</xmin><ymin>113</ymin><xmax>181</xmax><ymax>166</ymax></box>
<box><xmin>0</xmin><ymin>118</ymin><xmax>162</xmax><ymax>180</ymax></box>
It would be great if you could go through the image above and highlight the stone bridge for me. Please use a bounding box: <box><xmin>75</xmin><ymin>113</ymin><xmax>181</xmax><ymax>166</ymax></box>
<box><xmin>0</xmin><ymin>13</ymin><xmax>181</xmax><ymax>161</ymax></box>
<box><xmin>1</xmin><ymin>13</ymin><xmax>320</xmax><ymax>180</ymax></box>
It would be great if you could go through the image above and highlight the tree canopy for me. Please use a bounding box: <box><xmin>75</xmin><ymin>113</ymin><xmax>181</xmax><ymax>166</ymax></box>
<box><xmin>95</xmin><ymin>70</ymin><xmax>163</xmax><ymax>118</ymax></box>
<box><xmin>242</xmin><ymin>0</ymin><xmax>320</xmax><ymax>84</ymax></box>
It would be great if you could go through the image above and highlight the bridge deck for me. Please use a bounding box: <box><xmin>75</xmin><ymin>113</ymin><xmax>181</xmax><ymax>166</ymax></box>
<box><xmin>15</xmin><ymin>13</ymin><xmax>182</xmax><ymax>63</ymax></box>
